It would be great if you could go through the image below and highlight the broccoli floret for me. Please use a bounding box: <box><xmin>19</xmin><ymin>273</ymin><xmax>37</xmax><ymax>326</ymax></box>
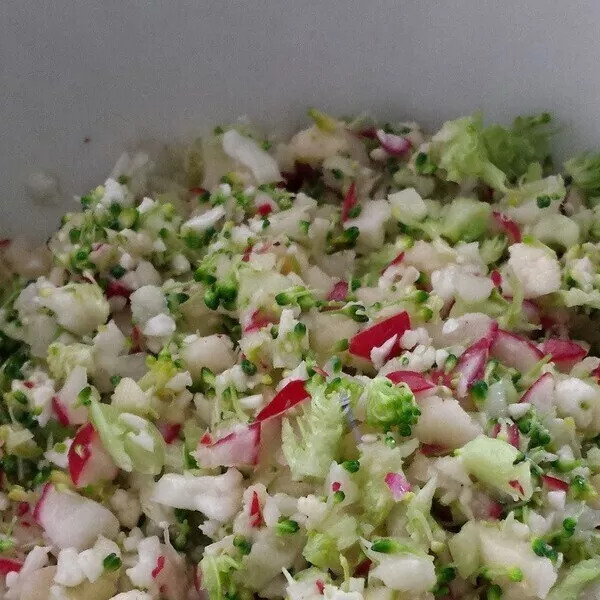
<box><xmin>365</xmin><ymin>377</ymin><xmax>420</xmax><ymax>435</ymax></box>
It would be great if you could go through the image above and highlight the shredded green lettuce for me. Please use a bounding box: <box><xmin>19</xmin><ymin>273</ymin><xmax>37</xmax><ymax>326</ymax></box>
<box><xmin>442</xmin><ymin>197</ymin><xmax>492</xmax><ymax>243</ymax></box>
<box><xmin>281</xmin><ymin>376</ymin><xmax>344</xmax><ymax>480</ymax></box>
<box><xmin>547</xmin><ymin>558</ymin><xmax>600</xmax><ymax>600</ymax></box>
<box><xmin>459</xmin><ymin>435</ymin><xmax>533</xmax><ymax>500</ymax></box>
<box><xmin>565</xmin><ymin>152</ymin><xmax>600</xmax><ymax>197</ymax></box>
<box><xmin>47</xmin><ymin>342</ymin><xmax>95</xmax><ymax>381</ymax></box>
<box><xmin>482</xmin><ymin>113</ymin><xmax>553</xmax><ymax>183</ymax></box>
<box><xmin>429</xmin><ymin>115</ymin><xmax>507</xmax><ymax>191</ymax></box>
<box><xmin>89</xmin><ymin>398</ymin><xmax>166</xmax><ymax>475</ymax></box>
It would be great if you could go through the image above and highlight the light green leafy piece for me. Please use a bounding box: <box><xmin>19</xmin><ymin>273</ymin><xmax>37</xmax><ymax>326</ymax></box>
<box><xmin>89</xmin><ymin>398</ymin><xmax>166</xmax><ymax>475</ymax></box>
<box><xmin>281</xmin><ymin>377</ymin><xmax>344</xmax><ymax>480</ymax></box>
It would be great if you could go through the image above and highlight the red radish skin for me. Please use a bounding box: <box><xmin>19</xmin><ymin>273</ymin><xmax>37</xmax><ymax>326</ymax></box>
<box><xmin>490</xmin><ymin>329</ymin><xmax>543</xmax><ymax>371</ymax></box>
<box><xmin>68</xmin><ymin>423</ymin><xmax>118</xmax><ymax>488</ymax></box>
<box><xmin>34</xmin><ymin>483</ymin><xmax>119</xmax><ymax>550</ymax></box>
<box><xmin>382</xmin><ymin>251</ymin><xmax>405</xmax><ymax>274</ymax></box>
<box><xmin>385</xmin><ymin>472</ymin><xmax>412</xmax><ymax>500</ymax></box>
<box><xmin>354</xmin><ymin>559</ymin><xmax>372</xmax><ymax>578</ymax></box>
<box><xmin>539</xmin><ymin>338</ymin><xmax>588</xmax><ymax>372</ymax></box>
<box><xmin>420</xmin><ymin>444</ymin><xmax>449</xmax><ymax>457</ymax></box>
<box><xmin>492</xmin><ymin>211</ymin><xmax>521</xmax><ymax>243</ymax></box>
<box><xmin>194</xmin><ymin>422</ymin><xmax>261</xmax><ymax>468</ymax></box>
<box><xmin>152</xmin><ymin>555</ymin><xmax>166</xmax><ymax>579</ymax></box>
<box><xmin>255</xmin><ymin>379</ymin><xmax>309</xmax><ymax>421</ymax></box>
<box><xmin>315</xmin><ymin>580</ymin><xmax>325</xmax><ymax>595</ymax></box>
<box><xmin>349</xmin><ymin>311</ymin><xmax>411</xmax><ymax>361</ymax></box>
<box><xmin>199</xmin><ymin>432</ymin><xmax>213</xmax><ymax>445</ymax></box>
<box><xmin>52</xmin><ymin>396</ymin><xmax>70</xmax><ymax>426</ymax></box>
<box><xmin>507</xmin><ymin>423</ymin><xmax>520</xmax><ymax>448</ymax></box>
<box><xmin>189</xmin><ymin>187</ymin><xmax>207</xmax><ymax>197</ymax></box>
<box><xmin>243</xmin><ymin>310</ymin><xmax>275</xmax><ymax>334</ymax></box>
<box><xmin>105</xmin><ymin>280</ymin><xmax>132</xmax><ymax>299</ymax></box>
<box><xmin>331</xmin><ymin>481</ymin><xmax>342</xmax><ymax>492</ymax></box>
<box><xmin>521</xmin><ymin>372</ymin><xmax>554</xmax><ymax>413</ymax></box>
<box><xmin>0</xmin><ymin>558</ymin><xmax>23</xmax><ymax>575</ymax></box>
<box><xmin>509</xmin><ymin>480</ymin><xmax>525</xmax><ymax>496</ymax></box>
<box><xmin>159</xmin><ymin>423</ymin><xmax>182</xmax><ymax>444</ymax></box>
<box><xmin>385</xmin><ymin>370</ymin><xmax>435</xmax><ymax>393</ymax></box>
<box><xmin>542</xmin><ymin>474</ymin><xmax>569</xmax><ymax>492</ymax></box>
<box><xmin>249</xmin><ymin>491</ymin><xmax>263</xmax><ymax>528</ymax></box>
<box><xmin>453</xmin><ymin>327</ymin><xmax>497</xmax><ymax>398</ymax></box>
<box><xmin>490</xmin><ymin>270</ymin><xmax>502</xmax><ymax>287</ymax></box>
<box><xmin>488</xmin><ymin>501</ymin><xmax>504</xmax><ymax>520</ymax></box>
<box><xmin>375</xmin><ymin>130</ymin><xmax>412</xmax><ymax>156</ymax></box>
<box><xmin>242</xmin><ymin>245</ymin><xmax>253</xmax><ymax>262</ymax></box>
<box><xmin>257</xmin><ymin>204</ymin><xmax>273</xmax><ymax>217</ymax></box>
<box><xmin>131</xmin><ymin>325</ymin><xmax>142</xmax><ymax>353</ymax></box>
<box><xmin>341</xmin><ymin>182</ymin><xmax>357</xmax><ymax>222</ymax></box>
<box><xmin>327</xmin><ymin>281</ymin><xmax>349</xmax><ymax>301</ymax></box>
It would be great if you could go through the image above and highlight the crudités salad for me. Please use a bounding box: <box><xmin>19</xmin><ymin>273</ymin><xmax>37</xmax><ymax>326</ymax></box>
<box><xmin>3</xmin><ymin>109</ymin><xmax>600</xmax><ymax>600</ymax></box>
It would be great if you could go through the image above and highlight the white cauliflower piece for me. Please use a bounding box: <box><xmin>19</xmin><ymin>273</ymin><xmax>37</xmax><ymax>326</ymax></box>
<box><xmin>110</xmin><ymin>488</ymin><xmax>142</xmax><ymax>529</ymax></box>
<box><xmin>38</xmin><ymin>283</ymin><xmax>109</xmax><ymax>336</ymax></box>
<box><xmin>555</xmin><ymin>377</ymin><xmax>598</xmax><ymax>428</ymax></box>
<box><xmin>508</xmin><ymin>243</ymin><xmax>561</xmax><ymax>298</ymax></box>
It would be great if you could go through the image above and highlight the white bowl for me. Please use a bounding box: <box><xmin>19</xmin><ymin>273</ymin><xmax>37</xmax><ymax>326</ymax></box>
<box><xmin>3</xmin><ymin>1</ymin><xmax>600</xmax><ymax>239</ymax></box>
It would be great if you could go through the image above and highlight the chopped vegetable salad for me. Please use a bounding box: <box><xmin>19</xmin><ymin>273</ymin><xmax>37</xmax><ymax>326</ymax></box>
<box><xmin>3</xmin><ymin>109</ymin><xmax>600</xmax><ymax>599</ymax></box>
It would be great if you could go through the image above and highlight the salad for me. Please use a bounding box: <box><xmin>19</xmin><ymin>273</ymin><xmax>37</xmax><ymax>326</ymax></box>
<box><xmin>2</xmin><ymin>109</ymin><xmax>600</xmax><ymax>600</ymax></box>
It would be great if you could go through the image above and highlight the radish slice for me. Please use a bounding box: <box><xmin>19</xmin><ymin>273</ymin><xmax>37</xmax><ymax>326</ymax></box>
<box><xmin>52</xmin><ymin>396</ymin><xmax>70</xmax><ymax>426</ymax></box>
<box><xmin>349</xmin><ymin>311</ymin><xmax>411</xmax><ymax>361</ymax></box>
<box><xmin>454</xmin><ymin>333</ymin><xmax>496</xmax><ymax>398</ymax></box>
<box><xmin>487</xmin><ymin>500</ymin><xmax>504</xmax><ymax>520</ymax></box>
<box><xmin>384</xmin><ymin>472</ymin><xmax>412</xmax><ymax>500</ymax></box>
<box><xmin>53</xmin><ymin>366</ymin><xmax>89</xmax><ymax>426</ymax></box>
<box><xmin>34</xmin><ymin>484</ymin><xmax>119</xmax><ymax>550</ymax></box>
<box><xmin>522</xmin><ymin>300</ymin><xmax>541</xmax><ymax>325</ymax></box>
<box><xmin>0</xmin><ymin>558</ymin><xmax>22</xmax><ymax>575</ymax></box>
<box><xmin>490</xmin><ymin>270</ymin><xmax>502</xmax><ymax>287</ymax></box>
<box><xmin>249</xmin><ymin>490</ymin><xmax>263</xmax><ymax>527</ymax></box>
<box><xmin>541</xmin><ymin>474</ymin><xmax>569</xmax><ymax>492</ymax></box>
<box><xmin>255</xmin><ymin>380</ymin><xmax>309</xmax><ymax>421</ymax></box>
<box><xmin>539</xmin><ymin>338</ymin><xmax>588</xmax><ymax>372</ymax></box>
<box><xmin>193</xmin><ymin>422</ymin><xmax>261</xmax><ymax>468</ymax></box>
<box><xmin>159</xmin><ymin>423</ymin><xmax>182</xmax><ymax>444</ymax></box>
<box><xmin>520</xmin><ymin>372</ymin><xmax>554</xmax><ymax>413</ymax></box>
<box><xmin>105</xmin><ymin>280</ymin><xmax>131</xmax><ymax>299</ymax></box>
<box><xmin>385</xmin><ymin>370</ymin><xmax>435</xmax><ymax>393</ymax></box>
<box><xmin>68</xmin><ymin>423</ymin><xmax>118</xmax><ymax>488</ymax></box>
<box><xmin>243</xmin><ymin>310</ymin><xmax>275</xmax><ymax>334</ymax></box>
<box><xmin>420</xmin><ymin>444</ymin><xmax>449</xmax><ymax>457</ymax></box>
<box><xmin>490</xmin><ymin>329</ymin><xmax>543</xmax><ymax>371</ymax></box>
<box><xmin>375</xmin><ymin>130</ymin><xmax>412</xmax><ymax>156</ymax></box>
<box><xmin>341</xmin><ymin>182</ymin><xmax>358</xmax><ymax>222</ymax></box>
<box><xmin>492</xmin><ymin>211</ymin><xmax>521</xmax><ymax>243</ymax></box>
<box><xmin>382</xmin><ymin>251</ymin><xmax>405</xmax><ymax>274</ymax></box>
<box><xmin>327</xmin><ymin>281</ymin><xmax>349</xmax><ymax>302</ymax></box>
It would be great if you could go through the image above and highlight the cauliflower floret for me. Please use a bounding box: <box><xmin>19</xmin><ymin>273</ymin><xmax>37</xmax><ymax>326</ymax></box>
<box><xmin>130</xmin><ymin>285</ymin><xmax>166</xmax><ymax>326</ymax></box>
<box><xmin>38</xmin><ymin>283</ymin><xmax>109</xmax><ymax>336</ymax></box>
<box><xmin>54</xmin><ymin>548</ymin><xmax>85</xmax><ymax>587</ymax></box>
<box><xmin>110</xmin><ymin>488</ymin><xmax>142</xmax><ymax>529</ymax></box>
<box><xmin>508</xmin><ymin>243</ymin><xmax>561</xmax><ymax>298</ymax></box>
<box><xmin>555</xmin><ymin>377</ymin><xmax>598</xmax><ymax>428</ymax></box>
<box><xmin>182</xmin><ymin>334</ymin><xmax>237</xmax><ymax>377</ymax></box>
